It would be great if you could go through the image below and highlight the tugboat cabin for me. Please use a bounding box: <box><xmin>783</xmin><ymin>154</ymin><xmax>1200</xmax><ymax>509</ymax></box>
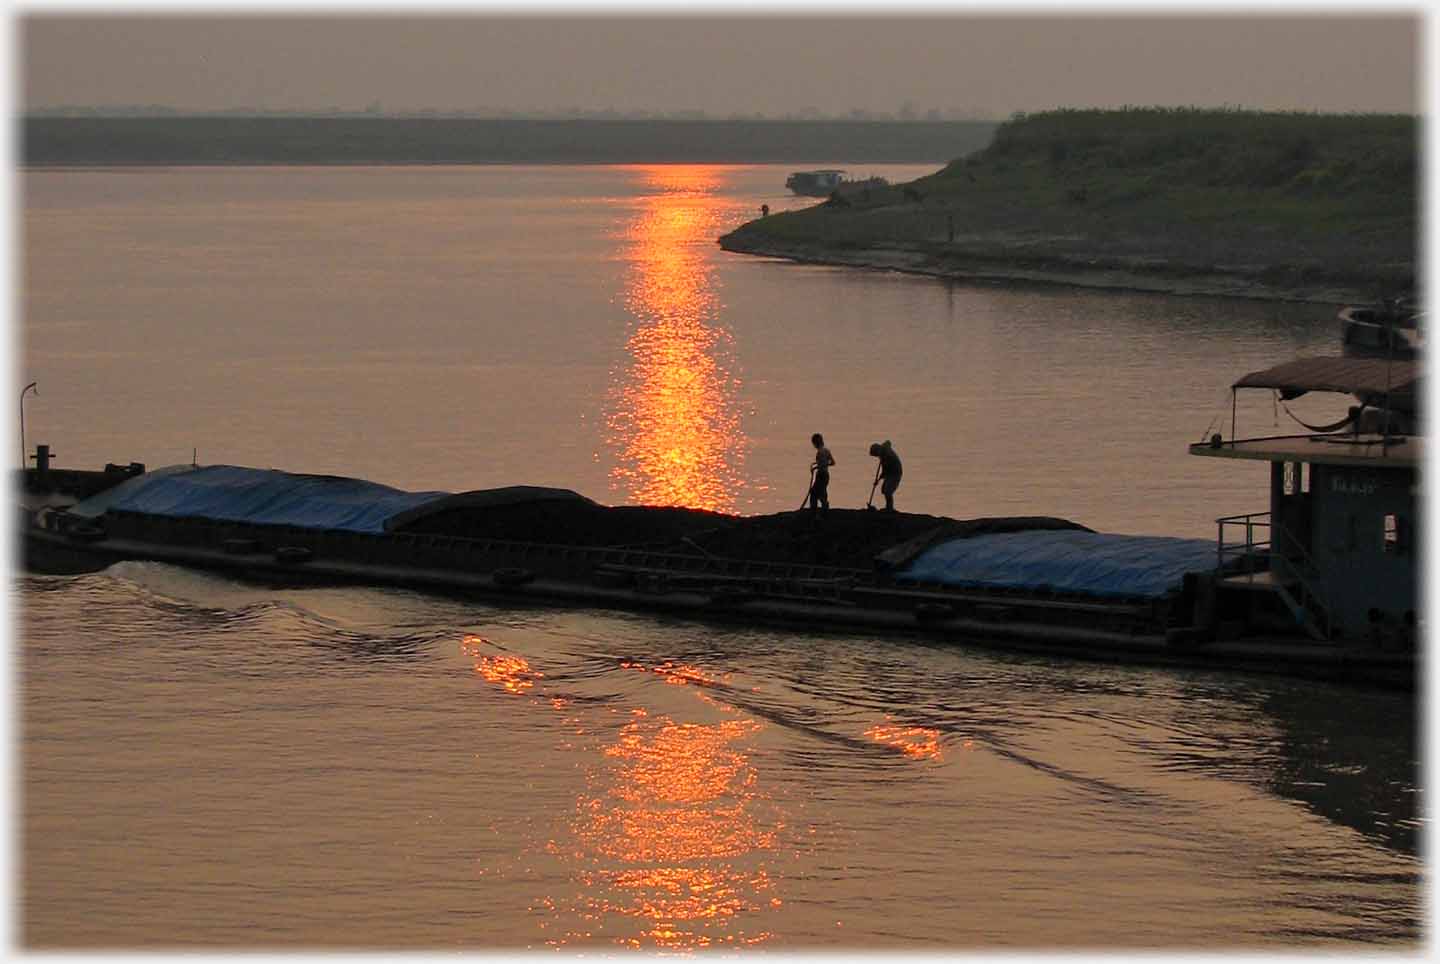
<box><xmin>1190</xmin><ymin>356</ymin><xmax>1420</xmax><ymax>645</ymax></box>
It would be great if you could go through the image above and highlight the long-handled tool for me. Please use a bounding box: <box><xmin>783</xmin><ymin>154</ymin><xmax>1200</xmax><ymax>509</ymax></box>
<box><xmin>799</xmin><ymin>465</ymin><xmax>816</xmax><ymax>510</ymax></box>
<box><xmin>865</xmin><ymin>465</ymin><xmax>881</xmax><ymax>510</ymax></box>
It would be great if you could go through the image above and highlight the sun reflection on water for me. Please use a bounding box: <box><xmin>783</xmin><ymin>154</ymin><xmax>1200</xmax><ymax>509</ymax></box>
<box><xmin>865</xmin><ymin>720</ymin><xmax>944</xmax><ymax>760</ymax></box>
<box><xmin>464</xmin><ymin>637</ymin><xmax>783</xmax><ymax>948</ymax></box>
<box><xmin>560</xmin><ymin>704</ymin><xmax>780</xmax><ymax>948</ymax></box>
<box><xmin>605</xmin><ymin>165</ymin><xmax>746</xmax><ymax>512</ymax></box>
<box><xmin>463</xmin><ymin>634</ymin><xmax>544</xmax><ymax>694</ymax></box>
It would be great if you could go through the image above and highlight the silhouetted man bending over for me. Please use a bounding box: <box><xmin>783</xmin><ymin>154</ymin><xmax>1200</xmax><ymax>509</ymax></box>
<box><xmin>869</xmin><ymin>440</ymin><xmax>902</xmax><ymax>511</ymax></box>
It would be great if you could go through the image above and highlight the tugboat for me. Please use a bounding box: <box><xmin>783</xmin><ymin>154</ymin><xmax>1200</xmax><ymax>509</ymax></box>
<box><xmin>1188</xmin><ymin>355</ymin><xmax>1420</xmax><ymax>655</ymax></box>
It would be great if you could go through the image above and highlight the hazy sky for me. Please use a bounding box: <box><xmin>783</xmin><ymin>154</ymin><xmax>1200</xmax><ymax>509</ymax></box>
<box><xmin>21</xmin><ymin>13</ymin><xmax>1420</xmax><ymax>116</ymax></box>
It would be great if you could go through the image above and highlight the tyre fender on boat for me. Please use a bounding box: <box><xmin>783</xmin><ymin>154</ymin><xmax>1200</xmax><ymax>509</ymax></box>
<box><xmin>66</xmin><ymin>523</ymin><xmax>106</xmax><ymax>543</ymax></box>
<box><xmin>274</xmin><ymin>546</ymin><xmax>313</xmax><ymax>565</ymax></box>
<box><xmin>492</xmin><ymin>567</ymin><xmax>536</xmax><ymax>588</ymax></box>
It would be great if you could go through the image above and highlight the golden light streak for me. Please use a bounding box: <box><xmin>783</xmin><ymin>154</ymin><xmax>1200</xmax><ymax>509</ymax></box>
<box><xmin>605</xmin><ymin>165</ymin><xmax>746</xmax><ymax>511</ymax></box>
<box><xmin>621</xmin><ymin>659</ymin><xmax>726</xmax><ymax>689</ymax></box>
<box><xmin>865</xmin><ymin>721</ymin><xmax>943</xmax><ymax>760</ymax></box>
<box><xmin>463</xmin><ymin>634</ymin><xmax>544</xmax><ymax>694</ymax></box>
<box><xmin>460</xmin><ymin>636</ymin><xmax>785</xmax><ymax>948</ymax></box>
<box><xmin>555</xmin><ymin>708</ymin><xmax>780</xmax><ymax>948</ymax></box>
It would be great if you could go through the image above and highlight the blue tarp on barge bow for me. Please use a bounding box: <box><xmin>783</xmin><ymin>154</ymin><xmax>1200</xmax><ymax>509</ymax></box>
<box><xmin>898</xmin><ymin>529</ymin><xmax>1216</xmax><ymax>600</ymax></box>
<box><xmin>68</xmin><ymin>465</ymin><xmax>450</xmax><ymax>534</ymax></box>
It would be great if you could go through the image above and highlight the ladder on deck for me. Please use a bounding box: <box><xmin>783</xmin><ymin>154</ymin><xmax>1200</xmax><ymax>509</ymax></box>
<box><xmin>1216</xmin><ymin>511</ymin><xmax>1332</xmax><ymax>641</ymax></box>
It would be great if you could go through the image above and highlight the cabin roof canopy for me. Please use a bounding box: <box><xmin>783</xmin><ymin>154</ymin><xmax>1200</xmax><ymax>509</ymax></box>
<box><xmin>1233</xmin><ymin>356</ymin><xmax>1419</xmax><ymax>405</ymax></box>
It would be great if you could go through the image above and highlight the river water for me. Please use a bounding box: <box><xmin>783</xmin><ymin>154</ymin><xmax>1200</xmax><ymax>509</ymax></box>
<box><xmin>18</xmin><ymin>164</ymin><xmax>1423</xmax><ymax>948</ymax></box>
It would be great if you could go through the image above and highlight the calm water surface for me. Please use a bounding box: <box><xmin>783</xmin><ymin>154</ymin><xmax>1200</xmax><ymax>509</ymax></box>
<box><xmin>20</xmin><ymin>165</ymin><xmax>1422</xmax><ymax>948</ymax></box>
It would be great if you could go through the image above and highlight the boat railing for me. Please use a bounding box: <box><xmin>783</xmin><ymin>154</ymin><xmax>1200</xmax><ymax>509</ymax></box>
<box><xmin>1216</xmin><ymin>511</ymin><xmax>1270</xmax><ymax>576</ymax></box>
<box><xmin>1215</xmin><ymin>510</ymin><xmax>1332</xmax><ymax>640</ymax></box>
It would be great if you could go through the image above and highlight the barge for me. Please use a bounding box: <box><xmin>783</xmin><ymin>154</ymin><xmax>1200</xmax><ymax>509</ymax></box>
<box><xmin>16</xmin><ymin>357</ymin><xmax>1420</xmax><ymax>689</ymax></box>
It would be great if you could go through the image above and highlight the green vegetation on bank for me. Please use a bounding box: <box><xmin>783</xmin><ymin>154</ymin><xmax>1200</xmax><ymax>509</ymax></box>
<box><xmin>22</xmin><ymin>116</ymin><xmax>997</xmax><ymax>166</ymax></box>
<box><xmin>722</xmin><ymin>108</ymin><xmax>1418</xmax><ymax>299</ymax></box>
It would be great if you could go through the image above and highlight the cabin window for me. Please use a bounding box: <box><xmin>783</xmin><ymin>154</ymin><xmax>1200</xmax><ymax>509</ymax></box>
<box><xmin>1282</xmin><ymin>462</ymin><xmax>1309</xmax><ymax>496</ymax></box>
<box><xmin>1384</xmin><ymin>514</ymin><xmax>1402</xmax><ymax>553</ymax></box>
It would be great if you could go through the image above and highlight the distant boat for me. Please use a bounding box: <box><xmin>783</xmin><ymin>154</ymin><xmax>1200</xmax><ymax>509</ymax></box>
<box><xmin>785</xmin><ymin>169</ymin><xmax>889</xmax><ymax>197</ymax></box>
<box><xmin>785</xmin><ymin>169</ymin><xmax>845</xmax><ymax>196</ymax></box>
<box><xmin>1339</xmin><ymin>300</ymin><xmax>1423</xmax><ymax>360</ymax></box>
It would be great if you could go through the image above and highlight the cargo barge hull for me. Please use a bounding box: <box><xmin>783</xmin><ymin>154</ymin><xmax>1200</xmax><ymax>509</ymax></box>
<box><xmin>22</xmin><ymin>497</ymin><xmax>1413</xmax><ymax>691</ymax></box>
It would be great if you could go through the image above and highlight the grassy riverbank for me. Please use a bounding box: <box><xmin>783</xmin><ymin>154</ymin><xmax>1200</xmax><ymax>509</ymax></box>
<box><xmin>719</xmin><ymin>108</ymin><xmax>1418</xmax><ymax>303</ymax></box>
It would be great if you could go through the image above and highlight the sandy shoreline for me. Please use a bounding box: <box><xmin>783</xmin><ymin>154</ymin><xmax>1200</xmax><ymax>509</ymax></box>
<box><xmin>717</xmin><ymin>236</ymin><xmax>1372</xmax><ymax>306</ymax></box>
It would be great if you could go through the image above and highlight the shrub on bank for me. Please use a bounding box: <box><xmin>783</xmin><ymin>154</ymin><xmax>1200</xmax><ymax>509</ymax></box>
<box><xmin>945</xmin><ymin>107</ymin><xmax>1415</xmax><ymax>202</ymax></box>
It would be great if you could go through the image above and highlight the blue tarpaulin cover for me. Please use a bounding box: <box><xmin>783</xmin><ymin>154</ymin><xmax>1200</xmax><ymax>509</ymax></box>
<box><xmin>898</xmin><ymin>529</ymin><xmax>1216</xmax><ymax>599</ymax></box>
<box><xmin>69</xmin><ymin>465</ymin><xmax>450</xmax><ymax>534</ymax></box>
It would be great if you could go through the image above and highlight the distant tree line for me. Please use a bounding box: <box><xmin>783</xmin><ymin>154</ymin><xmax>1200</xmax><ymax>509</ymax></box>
<box><xmin>22</xmin><ymin>116</ymin><xmax>1001</xmax><ymax>166</ymax></box>
<box><xmin>26</xmin><ymin>104</ymin><xmax>1003</xmax><ymax>122</ymax></box>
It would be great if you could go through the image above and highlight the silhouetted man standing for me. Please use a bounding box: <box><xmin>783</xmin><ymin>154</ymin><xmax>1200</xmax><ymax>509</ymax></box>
<box><xmin>809</xmin><ymin>433</ymin><xmax>835</xmax><ymax>512</ymax></box>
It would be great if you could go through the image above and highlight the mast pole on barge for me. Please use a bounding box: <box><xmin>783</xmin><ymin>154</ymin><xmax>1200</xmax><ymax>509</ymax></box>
<box><xmin>20</xmin><ymin>381</ymin><xmax>37</xmax><ymax>470</ymax></box>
